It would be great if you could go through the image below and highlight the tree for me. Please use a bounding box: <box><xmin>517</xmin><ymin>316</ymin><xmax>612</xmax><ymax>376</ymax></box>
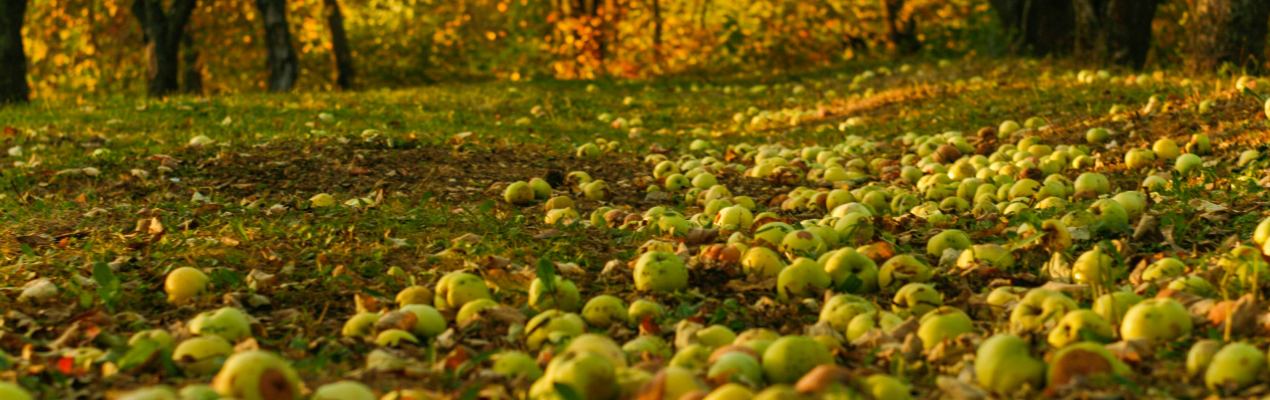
<box><xmin>880</xmin><ymin>0</ymin><xmax>919</xmax><ymax>54</ymax></box>
<box><xmin>256</xmin><ymin>0</ymin><xmax>298</xmax><ymax>92</ymax></box>
<box><xmin>989</xmin><ymin>0</ymin><xmax>1159</xmax><ymax>69</ymax></box>
<box><xmin>132</xmin><ymin>0</ymin><xmax>197</xmax><ymax>97</ymax></box>
<box><xmin>323</xmin><ymin>0</ymin><xmax>354</xmax><ymax>90</ymax></box>
<box><xmin>1187</xmin><ymin>0</ymin><xmax>1270</xmax><ymax>73</ymax></box>
<box><xmin>0</xmin><ymin>0</ymin><xmax>30</xmax><ymax>105</ymax></box>
<box><xmin>1072</xmin><ymin>0</ymin><xmax>1160</xmax><ymax>69</ymax></box>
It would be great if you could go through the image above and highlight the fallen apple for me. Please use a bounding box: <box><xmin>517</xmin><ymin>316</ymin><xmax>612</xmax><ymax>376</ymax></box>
<box><xmin>892</xmin><ymin>283</ymin><xmax>943</xmax><ymax>318</ymax></box>
<box><xmin>492</xmin><ymin>351</ymin><xmax>543</xmax><ymax>381</ymax></box>
<box><xmin>399</xmin><ymin>304</ymin><xmax>447</xmax><ymax>337</ymax></box>
<box><xmin>528</xmin><ymin>276</ymin><xmax>582</xmax><ymax>312</ymax></box>
<box><xmin>1119</xmin><ymin>298</ymin><xmax>1192</xmax><ymax>342</ymax></box>
<box><xmin>975</xmin><ymin>334</ymin><xmax>1044</xmax><ymax>394</ymax></box>
<box><xmin>917</xmin><ymin>306</ymin><xmax>974</xmax><ymax>350</ymax></box>
<box><xmin>530</xmin><ymin>348</ymin><xmax>617</xmax><ymax>400</ymax></box>
<box><xmin>433</xmin><ymin>271</ymin><xmax>492</xmax><ymax>312</ymax></box>
<box><xmin>1046</xmin><ymin>341</ymin><xmax>1130</xmax><ymax>388</ymax></box>
<box><xmin>524</xmin><ymin>310</ymin><xmax>585</xmax><ymax>350</ymax></box>
<box><xmin>633</xmin><ymin>251</ymin><xmax>689</xmax><ymax>292</ymax></box>
<box><xmin>762</xmin><ymin>335</ymin><xmax>833</xmax><ymax>384</ymax></box>
<box><xmin>1205</xmin><ymin>342</ymin><xmax>1265</xmax><ymax>392</ymax></box>
<box><xmin>189</xmin><ymin>307</ymin><xmax>252</xmax><ymax>342</ymax></box>
<box><xmin>395</xmin><ymin>285</ymin><xmax>432</xmax><ymax>307</ymax></box>
<box><xmin>503</xmin><ymin>181</ymin><xmax>535</xmax><ymax>205</ymax></box>
<box><xmin>312</xmin><ymin>381</ymin><xmax>376</xmax><ymax>400</ymax></box>
<box><xmin>741</xmin><ymin>246</ymin><xmax>786</xmax><ymax>279</ymax></box>
<box><xmin>211</xmin><ymin>350</ymin><xmax>302</xmax><ymax>400</ymax></box>
<box><xmin>818</xmin><ymin>294</ymin><xmax>876</xmax><ymax>332</ymax></box>
<box><xmin>1046</xmin><ymin>309</ymin><xmax>1114</xmax><ymax>348</ymax></box>
<box><xmin>776</xmin><ymin>257</ymin><xmax>831</xmax><ymax>301</ymax></box>
<box><xmin>878</xmin><ymin>254</ymin><xmax>933</xmax><ymax>289</ymax></box>
<box><xmin>581</xmin><ymin>295</ymin><xmax>628</xmax><ymax>328</ymax></box>
<box><xmin>165</xmin><ymin>267</ymin><xmax>209</xmax><ymax>304</ymax></box>
<box><xmin>1186</xmin><ymin>339</ymin><xmax>1221</xmax><ymax>377</ymax></box>
<box><xmin>925</xmin><ymin>229</ymin><xmax>970</xmax><ymax>258</ymax></box>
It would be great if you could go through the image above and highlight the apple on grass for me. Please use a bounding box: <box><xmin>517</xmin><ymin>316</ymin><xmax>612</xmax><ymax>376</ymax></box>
<box><xmin>917</xmin><ymin>306</ymin><xmax>974</xmax><ymax>350</ymax></box>
<box><xmin>762</xmin><ymin>336</ymin><xmax>834</xmax><ymax>384</ymax></box>
<box><xmin>633</xmin><ymin>251</ymin><xmax>689</xmax><ymax>292</ymax></box>
<box><xmin>777</xmin><ymin>258</ymin><xmax>831</xmax><ymax>301</ymax></box>
<box><xmin>212</xmin><ymin>350</ymin><xmax>302</xmax><ymax>400</ymax></box>
<box><xmin>1205</xmin><ymin>342</ymin><xmax>1265</xmax><ymax>392</ymax></box>
<box><xmin>433</xmin><ymin>271</ymin><xmax>492</xmax><ymax>312</ymax></box>
<box><xmin>312</xmin><ymin>381</ymin><xmax>376</xmax><ymax>400</ymax></box>
<box><xmin>1119</xmin><ymin>298</ymin><xmax>1192</xmax><ymax>342</ymax></box>
<box><xmin>976</xmin><ymin>334</ymin><xmax>1044</xmax><ymax>394</ymax></box>
<box><xmin>581</xmin><ymin>295</ymin><xmax>628</xmax><ymax>328</ymax></box>
<box><xmin>165</xmin><ymin>267</ymin><xmax>209</xmax><ymax>304</ymax></box>
<box><xmin>491</xmin><ymin>351</ymin><xmax>543</xmax><ymax>381</ymax></box>
<box><xmin>529</xmin><ymin>349</ymin><xmax>618</xmax><ymax>400</ymax></box>
<box><xmin>189</xmin><ymin>307</ymin><xmax>252</xmax><ymax>342</ymax></box>
<box><xmin>822</xmin><ymin>247</ymin><xmax>878</xmax><ymax>293</ymax></box>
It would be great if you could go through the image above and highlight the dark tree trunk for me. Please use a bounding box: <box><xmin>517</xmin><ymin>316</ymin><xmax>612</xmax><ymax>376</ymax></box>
<box><xmin>1188</xmin><ymin>0</ymin><xmax>1270</xmax><ymax>73</ymax></box>
<box><xmin>1073</xmin><ymin>0</ymin><xmax>1159</xmax><ymax>69</ymax></box>
<box><xmin>323</xmin><ymin>0</ymin><xmax>354</xmax><ymax>90</ymax></box>
<box><xmin>181</xmin><ymin>30</ymin><xmax>202</xmax><ymax>94</ymax></box>
<box><xmin>651</xmin><ymin>0</ymin><xmax>662</xmax><ymax>53</ymax></box>
<box><xmin>989</xmin><ymin>0</ymin><xmax>1076</xmax><ymax>56</ymax></box>
<box><xmin>880</xmin><ymin>0</ymin><xmax>919</xmax><ymax>54</ymax></box>
<box><xmin>132</xmin><ymin>0</ymin><xmax>197</xmax><ymax>97</ymax></box>
<box><xmin>989</xmin><ymin>0</ymin><xmax>1157</xmax><ymax>69</ymax></box>
<box><xmin>0</xmin><ymin>0</ymin><xmax>30</xmax><ymax>105</ymax></box>
<box><xmin>256</xmin><ymin>0</ymin><xmax>298</xmax><ymax>92</ymax></box>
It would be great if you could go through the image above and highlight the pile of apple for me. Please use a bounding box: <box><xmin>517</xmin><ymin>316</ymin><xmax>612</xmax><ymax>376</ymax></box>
<box><xmin>27</xmin><ymin>76</ymin><xmax>1270</xmax><ymax>400</ymax></box>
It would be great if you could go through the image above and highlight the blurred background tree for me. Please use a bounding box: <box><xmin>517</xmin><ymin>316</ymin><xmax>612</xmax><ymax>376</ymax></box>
<box><xmin>3</xmin><ymin>0</ymin><xmax>1268</xmax><ymax>101</ymax></box>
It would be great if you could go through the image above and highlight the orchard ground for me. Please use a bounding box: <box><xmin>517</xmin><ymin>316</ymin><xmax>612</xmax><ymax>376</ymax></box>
<box><xmin>3</xmin><ymin>57</ymin><xmax>1270</xmax><ymax>398</ymax></box>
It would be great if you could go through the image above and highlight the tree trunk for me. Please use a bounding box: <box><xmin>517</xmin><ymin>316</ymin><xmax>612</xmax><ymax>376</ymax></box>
<box><xmin>1188</xmin><ymin>0</ymin><xmax>1270</xmax><ymax>73</ymax></box>
<box><xmin>132</xmin><ymin>0</ymin><xmax>197</xmax><ymax>97</ymax></box>
<box><xmin>880</xmin><ymin>0</ymin><xmax>919</xmax><ymax>54</ymax></box>
<box><xmin>1073</xmin><ymin>0</ymin><xmax>1159</xmax><ymax>69</ymax></box>
<box><xmin>989</xmin><ymin>0</ymin><xmax>1076</xmax><ymax>56</ymax></box>
<box><xmin>651</xmin><ymin>0</ymin><xmax>662</xmax><ymax>55</ymax></box>
<box><xmin>182</xmin><ymin>29</ymin><xmax>202</xmax><ymax>94</ymax></box>
<box><xmin>323</xmin><ymin>0</ymin><xmax>354</xmax><ymax>90</ymax></box>
<box><xmin>0</xmin><ymin>0</ymin><xmax>30</xmax><ymax>105</ymax></box>
<box><xmin>256</xmin><ymin>0</ymin><xmax>298</xmax><ymax>92</ymax></box>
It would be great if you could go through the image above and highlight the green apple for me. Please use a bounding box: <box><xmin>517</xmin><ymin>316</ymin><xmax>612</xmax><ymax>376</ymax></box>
<box><xmin>752</xmin><ymin>385</ymin><xmax>799</xmax><ymax>400</ymax></box>
<box><xmin>780</xmin><ymin>230</ymin><xmax>827</xmax><ymax>260</ymax></box>
<box><xmin>129</xmin><ymin>329</ymin><xmax>175</xmax><ymax>352</ymax></box>
<box><xmin>312</xmin><ymin>381</ymin><xmax>375</xmax><ymax>400</ymax></box>
<box><xmin>1175</xmin><ymin>153</ymin><xmax>1202</xmax><ymax>175</ymax></box>
<box><xmin>1073</xmin><ymin>172</ymin><xmax>1110</xmax><ymax>199</ymax></box>
<box><xmin>833</xmin><ymin>212</ymin><xmax>874</xmax><ymax>245</ymax></box>
<box><xmin>1009</xmin><ymin>289</ymin><xmax>1076</xmax><ymax>333</ymax></box>
<box><xmin>845</xmin><ymin>311</ymin><xmax>903</xmax><ymax>341</ymax></box>
<box><xmin>1240</xmin><ymin>149</ymin><xmax>1261</xmax><ymax>167</ymax></box>
<box><xmin>741</xmin><ymin>246</ymin><xmax>786</xmax><ymax>279</ymax></box>
<box><xmin>926</xmin><ymin>229</ymin><xmax>971</xmax><ymax>258</ymax></box>
<box><xmin>1119</xmin><ymin>298</ymin><xmax>1192</xmax><ymax>341</ymax></box>
<box><xmin>1187</xmin><ymin>133</ymin><xmax>1211</xmax><ymax>155</ymax></box>
<box><xmin>544</xmin><ymin>208</ymin><xmax>580</xmax><ymax>225</ymax></box>
<box><xmin>189</xmin><ymin>307</ymin><xmax>252</xmax><ymax>342</ymax></box>
<box><xmin>1205</xmin><ymin>342</ymin><xmax>1265</xmax><ymax>392</ymax></box>
<box><xmin>703</xmin><ymin>383</ymin><xmax>754</xmax><ymax>400</ymax></box>
<box><xmin>776</xmin><ymin>258</ymin><xmax>831</xmax><ymax>301</ymax></box>
<box><xmin>616</xmin><ymin>368</ymin><xmax>654</xmax><ymax>399</ymax></box>
<box><xmin>1046</xmin><ymin>310</ymin><xmax>1114</xmax><ymax>348</ymax></box>
<box><xmin>985</xmin><ymin>286</ymin><xmax>1027</xmax><ymax>312</ymax></box>
<box><xmin>1152</xmin><ymin>138</ymin><xmax>1180</xmax><ymax>160</ymax></box>
<box><xmin>822</xmin><ymin>248</ymin><xmax>878</xmax><ymax>293</ymax></box>
<box><xmin>309</xmin><ymin>193</ymin><xmax>336</xmax><ymax>208</ymax></box>
<box><xmin>651</xmin><ymin>366</ymin><xmax>708</xmax><ymax>400</ymax></box>
<box><xmin>524</xmin><ymin>310</ymin><xmax>585</xmax><ymax>350</ymax></box>
<box><xmin>1166</xmin><ymin>275</ymin><xmax>1217</xmax><ymax>298</ymax></box>
<box><xmin>1072</xmin><ymin>245</ymin><xmax>1119</xmax><ymax>286</ymax></box>
<box><xmin>892</xmin><ymin>283</ymin><xmax>943</xmax><ymax>318</ymax></box>
<box><xmin>394</xmin><ymin>285</ymin><xmax>432</xmax><ymax>307</ymax></box>
<box><xmin>708</xmin><ymin>351</ymin><xmax>763</xmax><ymax>386</ymax></box>
<box><xmin>492</xmin><ymin>351</ymin><xmax>543</xmax><ymax>381</ymax></box>
<box><xmin>627</xmin><ymin>299</ymin><xmax>665</xmax><ymax>325</ymax></box>
<box><xmin>342</xmin><ymin>312</ymin><xmax>380</xmax><ymax>338</ymax></box>
<box><xmin>1186</xmin><ymin>340</ymin><xmax>1221</xmax><ymax>377</ymax></box>
<box><xmin>633</xmin><ymin>251</ymin><xmax>689</xmax><ymax>292</ymax></box>
<box><xmin>374</xmin><ymin>329</ymin><xmax>419</xmax><ymax>347</ymax></box>
<box><xmin>528</xmin><ymin>177</ymin><xmax>553</xmax><ymax>199</ymax></box>
<box><xmin>818</xmin><ymin>294</ymin><xmax>876</xmax><ymax>332</ymax></box>
<box><xmin>622</xmin><ymin>335</ymin><xmax>671</xmax><ymax>363</ymax></box>
<box><xmin>1090</xmin><ymin>199</ymin><xmax>1129</xmax><ymax>234</ymax></box>
<box><xmin>211</xmin><ymin>350</ymin><xmax>302</xmax><ymax>400</ymax></box>
<box><xmin>575</xmin><ymin>143</ymin><xmax>602</xmax><ymax>158</ymax></box>
<box><xmin>399</xmin><ymin>304</ymin><xmax>446</xmax><ymax>337</ymax></box>
<box><xmin>530</xmin><ymin>349</ymin><xmax>617</xmax><ymax>400</ymax></box>
<box><xmin>697</xmin><ymin>325</ymin><xmax>738</xmax><ymax>349</ymax></box>
<box><xmin>118</xmin><ymin>386</ymin><xmax>177</xmax><ymax>400</ymax></box>
<box><xmin>455</xmin><ymin>298</ymin><xmax>498</xmax><ymax>325</ymax></box>
<box><xmin>762</xmin><ymin>336</ymin><xmax>833</xmax><ymax>384</ymax></box>
<box><xmin>715</xmin><ymin>205</ymin><xmax>754</xmax><ymax>233</ymax></box>
<box><xmin>1085</xmin><ymin>128</ymin><xmax>1110</xmax><ymax>145</ymax></box>
<box><xmin>1124</xmin><ymin>148</ymin><xmax>1156</xmax><ymax>169</ymax></box>
<box><xmin>1092</xmin><ymin>291</ymin><xmax>1143</xmax><ymax>326</ymax></box>
<box><xmin>433</xmin><ymin>271</ymin><xmax>491</xmax><ymax>312</ymax></box>
<box><xmin>179</xmin><ymin>385</ymin><xmax>219</xmax><ymax>400</ymax></box>
<box><xmin>582</xmin><ymin>295</ymin><xmax>628</xmax><ymax>328</ymax></box>
<box><xmin>563</xmin><ymin>334</ymin><xmax>627</xmax><ymax>368</ymax></box>
<box><xmin>503</xmin><ymin>181</ymin><xmax>535</xmax><ymax>205</ymax></box>
<box><xmin>692</xmin><ymin>173</ymin><xmax>718</xmax><ymax>189</ymax></box>
<box><xmin>0</xmin><ymin>383</ymin><xmax>31</xmax><ymax>400</ymax></box>
<box><xmin>1111</xmin><ymin>191</ymin><xmax>1147</xmax><ymax>220</ymax></box>
<box><xmin>165</xmin><ymin>267</ymin><xmax>209</xmax><ymax>304</ymax></box>
<box><xmin>581</xmin><ymin>180</ymin><xmax>609</xmax><ymax>201</ymax></box>
<box><xmin>975</xmin><ymin>334</ymin><xmax>1044</xmax><ymax>393</ymax></box>
<box><xmin>917</xmin><ymin>306</ymin><xmax>974</xmax><ymax>350</ymax></box>
<box><xmin>1046</xmin><ymin>342</ymin><xmax>1130</xmax><ymax>388</ymax></box>
<box><xmin>861</xmin><ymin>374</ymin><xmax>912</xmax><ymax>400</ymax></box>
<box><xmin>669</xmin><ymin>343</ymin><xmax>712</xmax><ymax>370</ymax></box>
<box><xmin>544</xmin><ymin>195</ymin><xmax>574</xmax><ymax>211</ymax></box>
<box><xmin>529</xmin><ymin>276</ymin><xmax>581</xmax><ymax>312</ymax></box>
<box><xmin>878</xmin><ymin>254</ymin><xmax>933</xmax><ymax>289</ymax></box>
<box><xmin>955</xmin><ymin>244</ymin><xmax>1014</xmax><ymax>270</ymax></box>
<box><xmin>753</xmin><ymin>222</ymin><xmax>795</xmax><ymax>248</ymax></box>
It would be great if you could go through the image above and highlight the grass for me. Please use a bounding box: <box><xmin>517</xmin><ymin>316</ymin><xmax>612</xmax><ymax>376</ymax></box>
<box><xmin>3</xmin><ymin>56</ymin><xmax>1270</xmax><ymax>398</ymax></box>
